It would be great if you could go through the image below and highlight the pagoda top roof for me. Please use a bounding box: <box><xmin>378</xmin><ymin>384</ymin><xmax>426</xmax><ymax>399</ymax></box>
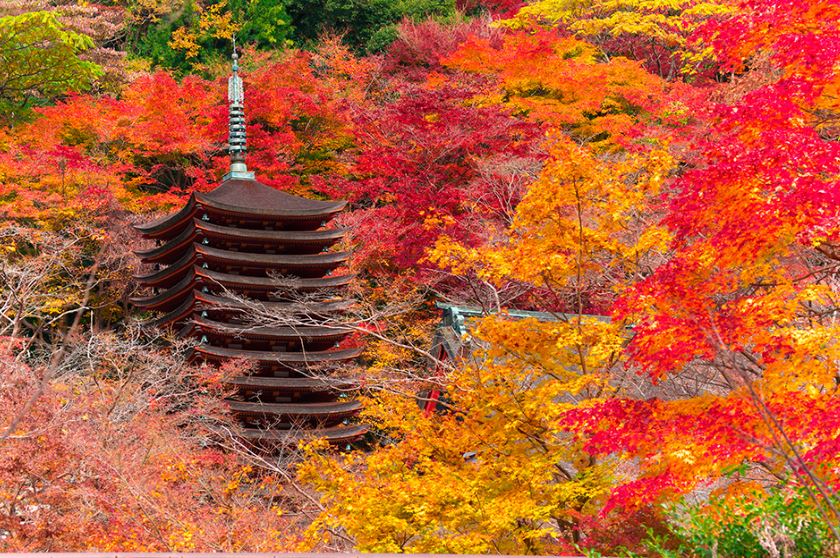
<box><xmin>135</xmin><ymin>178</ymin><xmax>347</xmax><ymax>236</ymax></box>
<box><xmin>196</xmin><ymin>179</ymin><xmax>346</xmax><ymax>215</ymax></box>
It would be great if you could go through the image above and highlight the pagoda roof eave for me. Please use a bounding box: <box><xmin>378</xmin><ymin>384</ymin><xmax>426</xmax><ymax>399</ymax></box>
<box><xmin>195</xmin><ymin>179</ymin><xmax>347</xmax><ymax>218</ymax></box>
<box><xmin>194</xmin><ymin>343</ymin><xmax>363</xmax><ymax>363</ymax></box>
<box><xmin>227</xmin><ymin>375</ymin><xmax>358</xmax><ymax>392</ymax></box>
<box><xmin>134</xmin><ymin>226</ymin><xmax>196</xmax><ymax>263</ymax></box>
<box><xmin>195</xmin><ymin>244</ymin><xmax>351</xmax><ymax>268</ymax></box>
<box><xmin>134</xmin><ymin>196</ymin><xmax>196</xmax><ymax>237</ymax></box>
<box><xmin>240</xmin><ymin>424</ymin><xmax>368</xmax><ymax>444</ymax></box>
<box><xmin>227</xmin><ymin>399</ymin><xmax>362</xmax><ymax>418</ymax></box>
<box><xmin>134</xmin><ymin>250</ymin><xmax>195</xmax><ymax>287</ymax></box>
<box><xmin>195</xmin><ymin>194</ymin><xmax>345</xmax><ymax>219</ymax></box>
<box><xmin>133</xmin><ymin>178</ymin><xmax>349</xmax><ymax>238</ymax></box>
<box><xmin>138</xmin><ymin>296</ymin><xmax>195</xmax><ymax>329</ymax></box>
<box><xmin>196</xmin><ymin>267</ymin><xmax>354</xmax><ymax>291</ymax></box>
<box><xmin>195</xmin><ymin>220</ymin><xmax>348</xmax><ymax>244</ymax></box>
<box><xmin>129</xmin><ymin>273</ymin><xmax>194</xmax><ymax>310</ymax></box>
<box><xmin>194</xmin><ymin>292</ymin><xmax>353</xmax><ymax>313</ymax></box>
<box><xmin>193</xmin><ymin>316</ymin><xmax>351</xmax><ymax>341</ymax></box>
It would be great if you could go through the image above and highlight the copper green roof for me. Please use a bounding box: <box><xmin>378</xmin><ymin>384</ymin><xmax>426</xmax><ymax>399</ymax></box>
<box><xmin>432</xmin><ymin>302</ymin><xmax>612</xmax><ymax>360</ymax></box>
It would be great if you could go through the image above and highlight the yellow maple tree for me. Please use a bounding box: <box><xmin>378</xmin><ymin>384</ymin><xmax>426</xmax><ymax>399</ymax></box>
<box><xmin>299</xmin><ymin>131</ymin><xmax>677</xmax><ymax>552</ymax></box>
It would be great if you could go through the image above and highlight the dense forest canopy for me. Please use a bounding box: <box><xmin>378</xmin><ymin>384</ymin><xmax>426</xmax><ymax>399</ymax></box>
<box><xmin>0</xmin><ymin>0</ymin><xmax>838</xmax><ymax>556</ymax></box>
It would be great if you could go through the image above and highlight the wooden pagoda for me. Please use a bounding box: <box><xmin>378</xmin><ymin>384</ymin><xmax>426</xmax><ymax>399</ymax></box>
<box><xmin>132</xmin><ymin>47</ymin><xmax>366</xmax><ymax>446</ymax></box>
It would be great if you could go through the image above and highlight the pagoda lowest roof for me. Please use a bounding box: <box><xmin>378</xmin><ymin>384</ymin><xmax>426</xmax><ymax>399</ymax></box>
<box><xmin>240</xmin><ymin>423</ymin><xmax>369</xmax><ymax>445</ymax></box>
<box><xmin>135</xmin><ymin>178</ymin><xmax>347</xmax><ymax>236</ymax></box>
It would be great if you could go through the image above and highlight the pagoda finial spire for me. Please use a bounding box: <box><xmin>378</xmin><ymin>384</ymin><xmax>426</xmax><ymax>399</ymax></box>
<box><xmin>225</xmin><ymin>37</ymin><xmax>254</xmax><ymax>181</ymax></box>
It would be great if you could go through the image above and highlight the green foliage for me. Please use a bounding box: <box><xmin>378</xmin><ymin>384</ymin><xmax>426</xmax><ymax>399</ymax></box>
<box><xmin>231</xmin><ymin>0</ymin><xmax>293</xmax><ymax>47</ymax></box>
<box><xmin>128</xmin><ymin>0</ymin><xmax>293</xmax><ymax>72</ymax></box>
<box><xmin>286</xmin><ymin>0</ymin><xmax>456</xmax><ymax>52</ymax></box>
<box><xmin>128</xmin><ymin>3</ymin><xmax>195</xmax><ymax>70</ymax></box>
<box><xmin>124</xmin><ymin>0</ymin><xmax>458</xmax><ymax>68</ymax></box>
<box><xmin>0</xmin><ymin>11</ymin><xmax>101</xmax><ymax>122</ymax></box>
<box><xmin>666</xmin><ymin>487</ymin><xmax>839</xmax><ymax>558</ymax></box>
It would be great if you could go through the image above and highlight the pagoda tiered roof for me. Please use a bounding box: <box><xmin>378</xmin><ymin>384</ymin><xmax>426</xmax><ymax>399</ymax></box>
<box><xmin>134</xmin><ymin>175</ymin><xmax>365</xmax><ymax>447</ymax></box>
